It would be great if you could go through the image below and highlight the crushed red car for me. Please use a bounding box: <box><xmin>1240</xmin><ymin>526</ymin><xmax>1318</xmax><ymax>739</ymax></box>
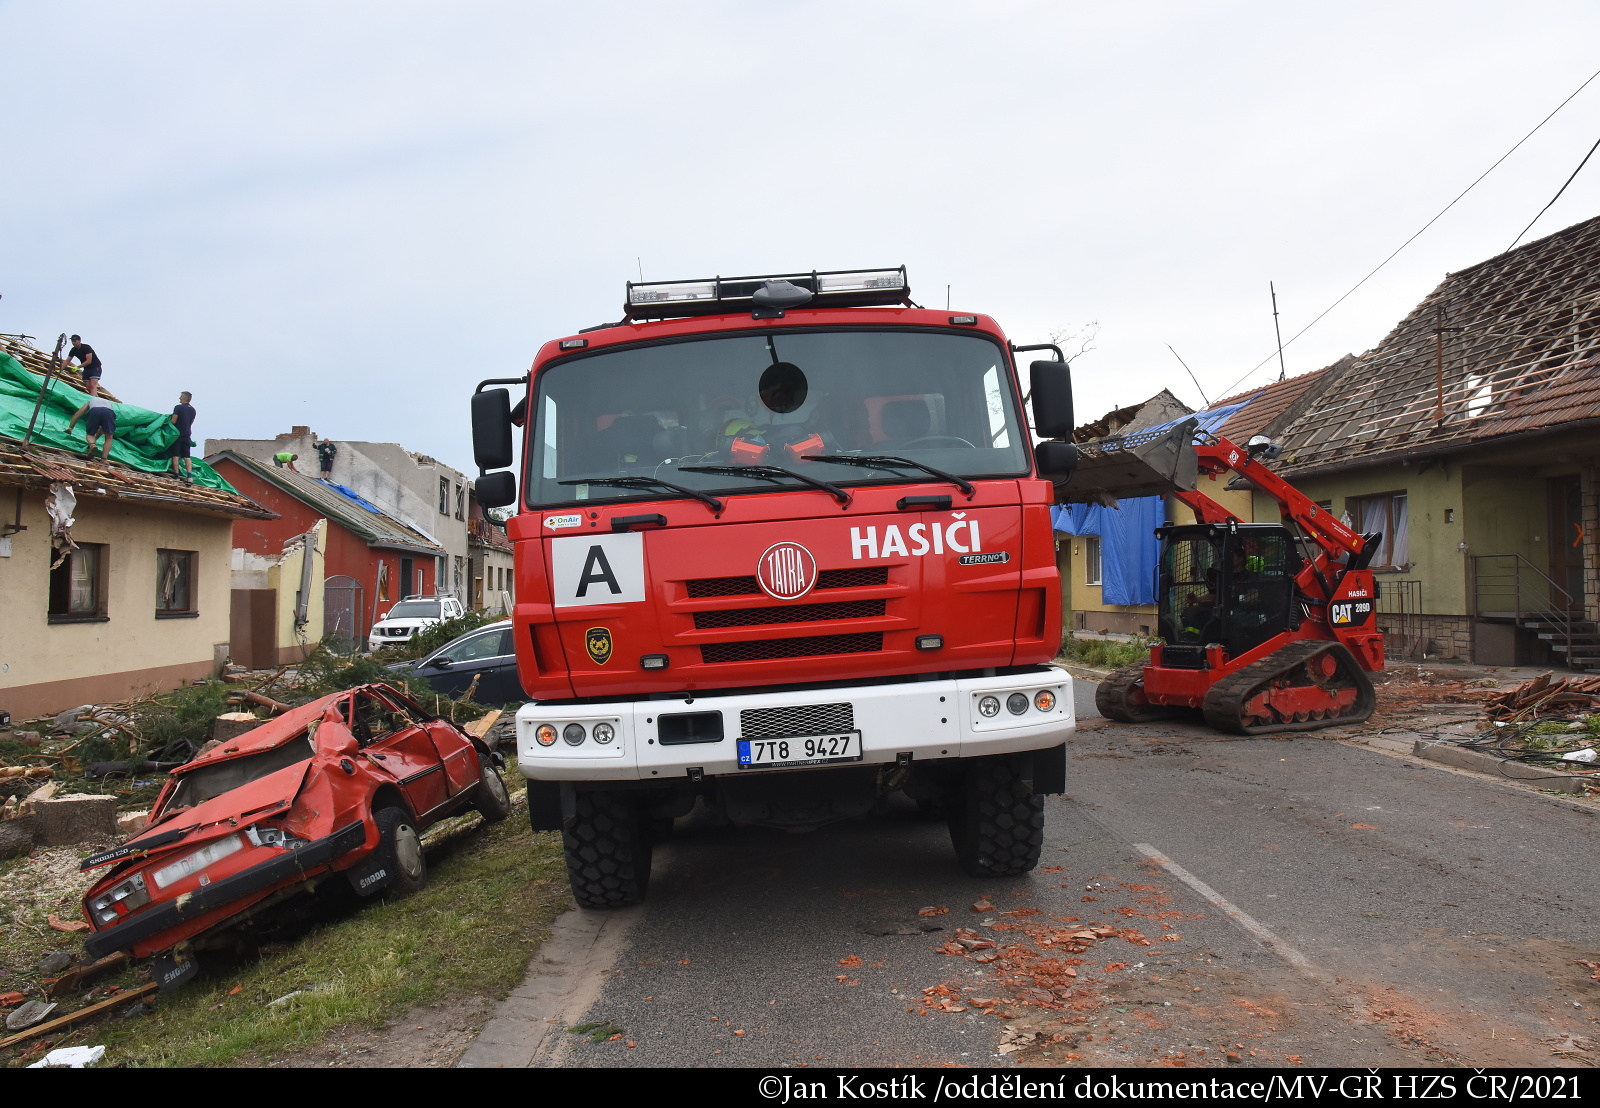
<box><xmin>78</xmin><ymin>683</ymin><xmax>510</xmax><ymax>983</ymax></box>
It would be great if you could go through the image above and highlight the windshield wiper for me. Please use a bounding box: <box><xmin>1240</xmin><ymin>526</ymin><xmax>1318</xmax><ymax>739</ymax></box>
<box><xmin>678</xmin><ymin>465</ymin><xmax>852</xmax><ymax>508</ymax></box>
<box><xmin>801</xmin><ymin>455</ymin><xmax>975</xmax><ymax>498</ymax></box>
<box><xmin>556</xmin><ymin>476</ymin><xmax>723</xmax><ymax>515</ymax></box>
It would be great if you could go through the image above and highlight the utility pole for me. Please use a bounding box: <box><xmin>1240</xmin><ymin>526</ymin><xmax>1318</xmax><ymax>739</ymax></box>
<box><xmin>1270</xmin><ymin>282</ymin><xmax>1288</xmax><ymax>383</ymax></box>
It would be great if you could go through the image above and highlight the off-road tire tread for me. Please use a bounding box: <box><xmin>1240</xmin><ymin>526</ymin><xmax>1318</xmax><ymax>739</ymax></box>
<box><xmin>1096</xmin><ymin>662</ymin><xmax>1180</xmax><ymax>723</ymax></box>
<box><xmin>950</xmin><ymin>756</ymin><xmax>1044</xmax><ymax>878</ymax></box>
<box><xmin>562</xmin><ymin>789</ymin><xmax>651</xmax><ymax>909</ymax></box>
<box><xmin>1201</xmin><ymin>640</ymin><xmax>1376</xmax><ymax>735</ymax></box>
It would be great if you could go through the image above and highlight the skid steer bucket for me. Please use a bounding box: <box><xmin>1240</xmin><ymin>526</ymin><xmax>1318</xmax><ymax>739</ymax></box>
<box><xmin>1057</xmin><ymin>418</ymin><xmax>1199</xmax><ymax>504</ymax></box>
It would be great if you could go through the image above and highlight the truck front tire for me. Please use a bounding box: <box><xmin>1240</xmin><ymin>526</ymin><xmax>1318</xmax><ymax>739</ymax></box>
<box><xmin>562</xmin><ymin>789</ymin><xmax>652</xmax><ymax>909</ymax></box>
<box><xmin>948</xmin><ymin>755</ymin><xmax>1044</xmax><ymax>878</ymax></box>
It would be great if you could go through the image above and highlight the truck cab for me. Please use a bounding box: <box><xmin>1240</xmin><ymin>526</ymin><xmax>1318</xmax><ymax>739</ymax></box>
<box><xmin>471</xmin><ymin>269</ymin><xmax>1081</xmax><ymax>907</ymax></box>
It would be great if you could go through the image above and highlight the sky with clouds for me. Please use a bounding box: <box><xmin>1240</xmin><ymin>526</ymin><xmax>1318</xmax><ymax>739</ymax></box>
<box><xmin>4</xmin><ymin>0</ymin><xmax>1599</xmax><ymax>471</ymax></box>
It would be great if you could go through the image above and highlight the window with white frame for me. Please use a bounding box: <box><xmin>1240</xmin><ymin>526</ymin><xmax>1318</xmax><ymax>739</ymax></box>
<box><xmin>1084</xmin><ymin>536</ymin><xmax>1103</xmax><ymax>586</ymax></box>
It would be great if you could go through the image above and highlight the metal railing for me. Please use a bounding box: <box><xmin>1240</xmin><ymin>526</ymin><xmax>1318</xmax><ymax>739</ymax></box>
<box><xmin>1471</xmin><ymin>552</ymin><xmax>1576</xmax><ymax>659</ymax></box>
<box><xmin>1374</xmin><ymin>578</ymin><xmax>1424</xmax><ymax>659</ymax></box>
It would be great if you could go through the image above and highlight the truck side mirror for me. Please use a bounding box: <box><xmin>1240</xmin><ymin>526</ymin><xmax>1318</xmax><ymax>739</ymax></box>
<box><xmin>475</xmin><ymin>470</ymin><xmax>517</xmax><ymax>509</ymax></box>
<box><xmin>1030</xmin><ymin>360</ymin><xmax>1075</xmax><ymax>439</ymax></box>
<box><xmin>472</xmin><ymin>389</ymin><xmax>515</xmax><ymax>471</ymax></box>
<box><xmin>1034</xmin><ymin>440</ymin><xmax>1079</xmax><ymax>482</ymax></box>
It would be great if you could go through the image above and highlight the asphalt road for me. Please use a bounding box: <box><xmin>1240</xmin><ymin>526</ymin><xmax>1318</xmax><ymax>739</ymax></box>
<box><xmin>522</xmin><ymin>675</ymin><xmax>1600</xmax><ymax>1068</ymax></box>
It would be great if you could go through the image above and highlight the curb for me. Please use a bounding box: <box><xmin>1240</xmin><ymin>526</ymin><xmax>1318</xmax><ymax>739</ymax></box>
<box><xmin>1411</xmin><ymin>739</ymin><xmax>1592</xmax><ymax>795</ymax></box>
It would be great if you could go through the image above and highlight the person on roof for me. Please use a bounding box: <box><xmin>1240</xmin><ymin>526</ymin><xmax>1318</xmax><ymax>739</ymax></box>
<box><xmin>166</xmin><ymin>391</ymin><xmax>197</xmax><ymax>482</ymax></box>
<box><xmin>66</xmin><ymin>395</ymin><xmax>116</xmax><ymax>459</ymax></box>
<box><xmin>314</xmin><ymin>437</ymin><xmax>337</xmax><ymax>479</ymax></box>
<box><xmin>67</xmin><ymin>335</ymin><xmax>103</xmax><ymax>397</ymax></box>
<box><xmin>273</xmin><ymin>451</ymin><xmax>300</xmax><ymax>473</ymax></box>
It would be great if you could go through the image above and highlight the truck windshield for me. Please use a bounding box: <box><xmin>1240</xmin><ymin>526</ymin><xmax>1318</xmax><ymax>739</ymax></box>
<box><xmin>525</xmin><ymin>329</ymin><xmax>1029</xmax><ymax>507</ymax></box>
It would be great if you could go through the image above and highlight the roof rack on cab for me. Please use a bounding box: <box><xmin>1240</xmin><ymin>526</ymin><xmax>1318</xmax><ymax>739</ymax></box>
<box><xmin>622</xmin><ymin>266</ymin><xmax>911</xmax><ymax>321</ymax></box>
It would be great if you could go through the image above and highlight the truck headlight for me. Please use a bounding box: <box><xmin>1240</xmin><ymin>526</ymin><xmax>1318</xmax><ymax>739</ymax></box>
<box><xmin>1034</xmin><ymin>690</ymin><xmax>1056</xmax><ymax>712</ymax></box>
<box><xmin>978</xmin><ymin>696</ymin><xmax>1001</xmax><ymax>718</ymax></box>
<box><xmin>535</xmin><ymin>724</ymin><xmax>558</xmax><ymax>747</ymax></box>
<box><xmin>592</xmin><ymin>723</ymin><xmax>615</xmax><ymax>745</ymax></box>
<box><xmin>563</xmin><ymin>723</ymin><xmax>586</xmax><ymax>746</ymax></box>
<box><xmin>1006</xmin><ymin>693</ymin><xmax>1029</xmax><ymax>715</ymax></box>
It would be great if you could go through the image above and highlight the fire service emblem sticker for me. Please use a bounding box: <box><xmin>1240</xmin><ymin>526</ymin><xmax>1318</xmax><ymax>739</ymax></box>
<box><xmin>585</xmin><ymin>626</ymin><xmax>614</xmax><ymax>665</ymax></box>
<box><xmin>757</xmin><ymin>541</ymin><xmax>817</xmax><ymax>600</ymax></box>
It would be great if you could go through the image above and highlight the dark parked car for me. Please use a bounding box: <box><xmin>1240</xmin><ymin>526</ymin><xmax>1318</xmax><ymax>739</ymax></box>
<box><xmin>391</xmin><ymin>620</ymin><xmax>522</xmax><ymax>704</ymax></box>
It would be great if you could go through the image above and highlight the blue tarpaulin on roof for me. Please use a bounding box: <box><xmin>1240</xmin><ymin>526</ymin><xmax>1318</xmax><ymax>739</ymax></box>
<box><xmin>1051</xmin><ymin>495</ymin><xmax>1163</xmax><ymax>605</ymax></box>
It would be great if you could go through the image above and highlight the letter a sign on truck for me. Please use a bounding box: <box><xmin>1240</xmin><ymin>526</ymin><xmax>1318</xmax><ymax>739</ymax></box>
<box><xmin>551</xmin><ymin>533</ymin><xmax>646</xmax><ymax>607</ymax></box>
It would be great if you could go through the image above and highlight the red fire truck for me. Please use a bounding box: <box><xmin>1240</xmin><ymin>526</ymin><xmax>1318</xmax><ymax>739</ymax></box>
<box><xmin>470</xmin><ymin>269</ymin><xmax>1080</xmax><ymax>907</ymax></box>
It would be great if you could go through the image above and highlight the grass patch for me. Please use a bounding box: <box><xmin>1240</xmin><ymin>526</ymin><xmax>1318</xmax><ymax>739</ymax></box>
<box><xmin>1056</xmin><ymin>634</ymin><xmax>1152</xmax><ymax>670</ymax></box>
<box><xmin>4</xmin><ymin>772</ymin><xmax>569</xmax><ymax>1069</ymax></box>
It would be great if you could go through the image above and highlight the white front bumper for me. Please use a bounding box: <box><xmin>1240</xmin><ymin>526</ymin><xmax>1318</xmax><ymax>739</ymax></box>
<box><xmin>515</xmin><ymin>666</ymin><xmax>1075</xmax><ymax>781</ymax></box>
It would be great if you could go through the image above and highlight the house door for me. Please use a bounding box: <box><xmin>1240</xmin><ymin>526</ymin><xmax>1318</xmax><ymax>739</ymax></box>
<box><xmin>1548</xmin><ymin>475</ymin><xmax>1583</xmax><ymax>611</ymax></box>
<box><xmin>400</xmin><ymin>557</ymin><xmax>415</xmax><ymax>599</ymax></box>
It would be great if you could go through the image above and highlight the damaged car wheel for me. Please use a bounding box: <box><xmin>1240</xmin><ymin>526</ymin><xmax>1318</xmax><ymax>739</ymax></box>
<box><xmin>474</xmin><ymin>762</ymin><xmax>511</xmax><ymax>823</ymax></box>
<box><xmin>376</xmin><ymin>806</ymin><xmax>428</xmax><ymax>897</ymax></box>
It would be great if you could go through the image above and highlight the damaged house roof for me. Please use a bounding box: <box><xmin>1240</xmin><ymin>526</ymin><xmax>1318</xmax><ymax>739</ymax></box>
<box><xmin>210</xmin><ymin>449</ymin><xmax>445</xmax><ymax>556</ymax></box>
<box><xmin>0</xmin><ymin>440</ymin><xmax>276</xmax><ymax>519</ymax></box>
<box><xmin>1274</xmin><ymin>214</ymin><xmax>1600</xmax><ymax>475</ymax></box>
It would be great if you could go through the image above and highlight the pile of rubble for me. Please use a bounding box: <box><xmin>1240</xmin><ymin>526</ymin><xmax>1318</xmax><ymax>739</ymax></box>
<box><xmin>1481</xmin><ymin>673</ymin><xmax>1600</xmax><ymax>721</ymax></box>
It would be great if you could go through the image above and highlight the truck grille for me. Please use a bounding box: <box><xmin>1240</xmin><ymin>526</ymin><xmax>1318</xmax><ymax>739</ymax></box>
<box><xmin>739</xmin><ymin>702</ymin><xmax>855</xmax><ymax>738</ymax></box>
<box><xmin>686</xmin><ymin>566</ymin><xmax>889</xmax><ymax>598</ymax></box>
<box><xmin>693</xmin><ymin>599</ymin><xmax>886</xmax><ymax>629</ymax></box>
<box><xmin>699</xmin><ymin>632</ymin><xmax>882</xmax><ymax>664</ymax></box>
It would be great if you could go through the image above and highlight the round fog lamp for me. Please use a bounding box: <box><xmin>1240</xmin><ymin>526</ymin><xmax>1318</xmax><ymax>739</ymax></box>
<box><xmin>1034</xmin><ymin>690</ymin><xmax>1056</xmax><ymax>712</ymax></box>
<box><xmin>593</xmin><ymin>722</ymin><xmax>615</xmax><ymax>745</ymax></box>
<box><xmin>978</xmin><ymin>695</ymin><xmax>1001</xmax><ymax>718</ymax></box>
<box><xmin>535</xmin><ymin>724</ymin><xmax>558</xmax><ymax>747</ymax></box>
<box><xmin>563</xmin><ymin>723</ymin><xmax>587</xmax><ymax>746</ymax></box>
<box><xmin>1006</xmin><ymin>693</ymin><xmax>1030</xmax><ymax>716</ymax></box>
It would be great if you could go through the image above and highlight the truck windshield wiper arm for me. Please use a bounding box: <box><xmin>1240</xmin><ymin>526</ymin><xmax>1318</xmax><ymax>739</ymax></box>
<box><xmin>556</xmin><ymin>476</ymin><xmax>723</xmax><ymax>515</ymax></box>
<box><xmin>801</xmin><ymin>455</ymin><xmax>975</xmax><ymax>498</ymax></box>
<box><xmin>678</xmin><ymin>465</ymin><xmax>852</xmax><ymax>508</ymax></box>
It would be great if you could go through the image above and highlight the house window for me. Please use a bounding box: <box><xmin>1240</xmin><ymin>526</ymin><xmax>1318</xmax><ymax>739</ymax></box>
<box><xmin>49</xmin><ymin>543</ymin><xmax>107</xmax><ymax>622</ymax></box>
<box><xmin>156</xmin><ymin>549</ymin><xmax>197</xmax><ymax>616</ymax></box>
<box><xmin>377</xmin><ymin>560</ymin><xmax>391</xmax><ymax>601</ymax></box>
<box><xmin>1349</xmin><ymin>492</ymin><xmax>1409</xmax><ymax>569</ymax></box>
<box><xmin>455</xmin><ymin>483</ymin><xmax>465</xmax><ymax>521</ymax></box>
<box><xmin>1084</xmin><ymin>536</ymin><xmax>1103</xmax><ymax>586</ymax></box>
<box><xmin>439</xmin><ymin>477</ymin><xmax>449</xmax><ymax>514</ymax></box>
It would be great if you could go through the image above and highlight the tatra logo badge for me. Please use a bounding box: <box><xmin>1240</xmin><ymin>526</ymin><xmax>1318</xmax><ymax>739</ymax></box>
<box><xmin>585</xmin><ymin>626</ymin><xmax>613</xmax><ymax>665</ymax></box>
<box><xmin>757</xmin><ymin>541</ymin><xmax>817</xmax><ymax>600</ymax></box>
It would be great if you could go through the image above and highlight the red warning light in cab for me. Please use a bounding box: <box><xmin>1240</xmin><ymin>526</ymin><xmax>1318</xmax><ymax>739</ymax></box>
<box><xmin>757</xmin><ymin>541</ymin><xmax>817</xmax><ymax>600</ymax></box>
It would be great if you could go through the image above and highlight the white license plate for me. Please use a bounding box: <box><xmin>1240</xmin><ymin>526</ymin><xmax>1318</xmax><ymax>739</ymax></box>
<box><xmin>737</xmin><ymin>732</ymin><xmax>861</xmax><ymax>769</ymax></box>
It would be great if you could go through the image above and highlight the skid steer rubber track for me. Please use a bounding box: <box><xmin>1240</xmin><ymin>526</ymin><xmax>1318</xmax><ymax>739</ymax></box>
<box><xmin>1096</xmin><ymin>662</ymin><xmax>1183</xmax><ymax>723</ymax></box>
<box><xmin>1201</xmin><ymin>640</ymin><xmax>1376</xmax><ymax>735</ymax></box>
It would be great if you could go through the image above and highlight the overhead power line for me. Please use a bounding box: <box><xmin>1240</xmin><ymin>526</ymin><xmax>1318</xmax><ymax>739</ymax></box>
<box><xmin>1505</xmin><ymin>132</ymin><xmax>1600</xmax><ymax>252</ymax></box>
<box><xmin>1214</xmin><ymin>64</ymin><xmax>1600</xmax><ymax>399</ymax></box>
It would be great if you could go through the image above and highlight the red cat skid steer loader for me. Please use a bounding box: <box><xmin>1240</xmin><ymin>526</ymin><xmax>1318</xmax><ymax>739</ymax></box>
<box><xmin>1070</xmin><ymin>421</ymin><xmax>1384</xmax><ymax>734</ymax></box>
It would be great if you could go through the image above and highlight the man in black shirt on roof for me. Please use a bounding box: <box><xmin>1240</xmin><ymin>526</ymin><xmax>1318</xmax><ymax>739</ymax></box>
<box><xmin>67</xmin><ymin>335</ymin><xmax>103</xmax><ymax>396</ymax></box>
<box><xmin>167</xmin><ymin>391</ymin><xmax>197</xmax><ymax>482</ymax></box>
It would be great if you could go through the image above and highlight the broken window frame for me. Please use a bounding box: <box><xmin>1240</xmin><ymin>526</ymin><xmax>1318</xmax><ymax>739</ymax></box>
<box><xmin>439</xmin><ymin>476</ymin><xmax>449</xmax><ymax>515</ymax></box>
<box><xmin>155</xmin><ymin>549</ymin><xmax>198</xmax><ymax>618</ymax></box>
<box><xmin>48</xmin><ymin>542</ymin><xmax>108</xmax><ymax>623</ymax></box>
<box><xmin>455</xmin><ymin>483</ymin><xmax>465</xmax><ymax>521</ymax></box>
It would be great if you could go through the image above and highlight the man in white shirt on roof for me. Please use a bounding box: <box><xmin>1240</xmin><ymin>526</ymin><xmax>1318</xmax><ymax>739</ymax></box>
<box><xmin>66</xmin><ymin>395</ymin><xmax>117</xmax><ymax>460</ymax></box>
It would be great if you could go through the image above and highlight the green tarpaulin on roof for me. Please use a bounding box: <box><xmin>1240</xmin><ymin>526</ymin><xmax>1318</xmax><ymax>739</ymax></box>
<box><xmin>0</xmin><ymin>353</ymin><xmax>237</xmax><ymax>493</ymax></box>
